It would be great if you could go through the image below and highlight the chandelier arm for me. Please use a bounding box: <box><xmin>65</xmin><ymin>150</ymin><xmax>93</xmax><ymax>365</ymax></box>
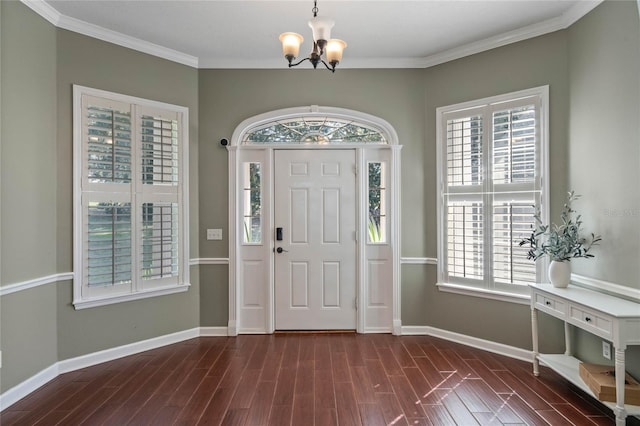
<box><xmin>320</xmin><ymin>59</ymin><xmax>336</xmax><ymax>73</ymax></box>
<box><xmin>289</xmin><ymin>57</ymin><xmax>311</xmax><ymax>68</ymax></box>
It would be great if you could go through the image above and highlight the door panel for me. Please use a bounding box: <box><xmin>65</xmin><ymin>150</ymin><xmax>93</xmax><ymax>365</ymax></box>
<box><xmin>274</xmin><ymin>149</ymin><xmax>356</xmax><ymax>330</ymax></box>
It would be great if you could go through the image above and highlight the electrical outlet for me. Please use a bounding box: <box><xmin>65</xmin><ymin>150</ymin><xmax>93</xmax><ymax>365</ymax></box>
<box><xmin>602</xmin><ymin>341</ymin><xmax>611</xmax><ymax>360</ymax></box>
<box><xmin>206</xmin><ymin>229</ymin><xmax>223</xmax><ymax>240</ymax></box>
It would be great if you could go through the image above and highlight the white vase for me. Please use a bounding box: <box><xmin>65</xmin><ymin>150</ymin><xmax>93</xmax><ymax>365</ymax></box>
<box><xmin>548</xmin><ymin>260</ymin><xmax>571</xmax><ymax>288</ymax></box>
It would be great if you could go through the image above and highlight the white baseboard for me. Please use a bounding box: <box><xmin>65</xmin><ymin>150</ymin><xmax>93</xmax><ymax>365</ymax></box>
<box><xmin>0</xmin><ymin>364</ymin><xmax>59</xmax><ymax>411</ymax></box>
<box><xmin>401</xmin><ymin>325</ymin><xmax>533</xmax><ymax>363</ymax></box>
<box><xmin>238</xmin><ymin>328</ymin><xmax>270</xmax><ymax>334</ymax></box>
<box><xmin>0</xmin><ymin>326</ymin><xmax>224</xmax><ymax>412</ymax></box>
<box><xmin>393</xmin><ymin>319</ymin><xmax>403</xmax><ymax>336</ymax></box>
<box><xmin>228</xmin><ymin>320</ymin><xmax>238</xmax><ymax>336</ymax></box>
<box><xmin>362</xmin><ymin>327</ymin><xmax>393</xmax><ymax>334</ymax></box>
<box><xmin>57</xmin><ymin>328</ymin><xmax>200</xmax><ymax>374</ymax></box>
<box><xmin>200</xmin><ymin>327</ymin><xmax>229</xmax><ymax>337</ymax></box>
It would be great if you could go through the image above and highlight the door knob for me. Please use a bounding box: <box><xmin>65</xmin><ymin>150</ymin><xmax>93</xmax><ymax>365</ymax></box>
<box><xmin>276</xmin><ymin>247</ymin><xmax>288</xmax><ymax>253</ymax></box>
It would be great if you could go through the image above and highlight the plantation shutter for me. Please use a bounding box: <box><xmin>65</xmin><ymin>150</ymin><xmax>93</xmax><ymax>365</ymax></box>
<box><xmin>490</xmin><ymin>101</ymin><xmax>539</xmax><ymax>287</ymax></box>
<box><xmin>85</xmin><ymin>102</ymin><xmax>132</xmax><ymax>184</ymax></box>
<box><xmin>81</xmin><ymin>96</ymin><xmax>134</xmax><ymax>298</ymax></box>
<box><xmin>77</xmin><ymin>89</ymin><xmax>187</xmax><ymax>304</ymax></box>
<box><xmin>443</xmin><ymin>111</ymin><xmax>485</xmax><ymax>285</ymax></box>
<box><xmin>440</xmin><ymin>91</ymin><xmax>544</xmax><ymax>293</ymax></box>
<box><xmin>138</xmin><ymin>107</ymin><xmax>181</xmax><ymax>289</ymax></box>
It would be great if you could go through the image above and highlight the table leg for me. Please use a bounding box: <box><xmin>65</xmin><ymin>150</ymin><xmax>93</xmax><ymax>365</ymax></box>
<box><xmin>564</xmin><ymin>321</ymin><xmax>571</xmax><ymax>356</ymax></box>
<box><xmin>614</xmin><ymin>347</ymin><xmax>627</xmax><ymax>426</ymax></box>
<box><xmin>531</xmin><ymin>307</ymin><xmax>539</xmax><ymax>376</ymax></box>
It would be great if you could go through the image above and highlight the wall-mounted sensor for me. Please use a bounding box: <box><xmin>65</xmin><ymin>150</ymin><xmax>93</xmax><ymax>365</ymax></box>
<box><xmin>220</xmin><ymin>138</ymin><xmax>229</xmax><ymax>146</ymax></box>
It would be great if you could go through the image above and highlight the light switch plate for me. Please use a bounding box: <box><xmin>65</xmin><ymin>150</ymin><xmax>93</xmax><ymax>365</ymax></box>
<box><xmin>207</xmin><ymin>229</ymin><xmax>223</xmax><ymax>240</ymax></box>
<box><xmin>602</xmin><ymin>341</ymin><xmax>611</xmax><ymax>360</ymax></box>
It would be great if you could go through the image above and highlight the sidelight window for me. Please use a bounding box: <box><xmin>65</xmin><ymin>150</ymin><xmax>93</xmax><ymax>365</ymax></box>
<box><xmin>243</xmin><ymin>162</ymin><xmax>262</xmax><ymax>244</ymax></box>
<box><xmin>367</xmin><ymin>162</ymin><xmax>386</xmax><ymax>243</ymax></box>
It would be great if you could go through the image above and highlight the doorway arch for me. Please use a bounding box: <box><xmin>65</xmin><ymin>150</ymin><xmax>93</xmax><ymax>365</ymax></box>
<box><xmin>227</xmin><ymin>105</ymin><xmax>402</xmax><ymax>335</ymax></box>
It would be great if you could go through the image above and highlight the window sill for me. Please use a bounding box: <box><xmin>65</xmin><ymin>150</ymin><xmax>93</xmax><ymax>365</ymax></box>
<box><xmin>436</xmin><ymin>282</ymin><xmax>530</xmax><ymax>305</ymax></box>
<box><xmin>73</xmin><ymin>283</ymin><xmax>191</xmax><ymax>310</ymax></box>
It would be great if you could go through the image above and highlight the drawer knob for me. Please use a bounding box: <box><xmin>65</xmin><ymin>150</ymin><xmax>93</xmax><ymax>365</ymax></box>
<box><xmin>545</xmin><ymin>301</ymin><xmax>551</xmax><ymax>306</ymax></box>
<box><xmin>585</xmin><ymin>316</ymin><xmax>592</xmax><ymax>322</ymax></box>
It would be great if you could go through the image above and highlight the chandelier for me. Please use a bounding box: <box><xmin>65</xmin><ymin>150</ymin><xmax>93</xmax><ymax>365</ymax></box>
<box><xmin>279</xmin><ymin>0</ymin><xmax>347</xmax><ymax>72</ymax></box>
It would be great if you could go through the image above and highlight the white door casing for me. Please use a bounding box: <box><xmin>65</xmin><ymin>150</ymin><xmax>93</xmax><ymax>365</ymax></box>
<box><xmin>227</xmin><ymin>106</ymin><xmax>402</xmax><ymax>336</ymax></box>
<box><xmin>274</xmin><ymin>150</ymin><xmax>357</xmax><ymax>330</ymax></box>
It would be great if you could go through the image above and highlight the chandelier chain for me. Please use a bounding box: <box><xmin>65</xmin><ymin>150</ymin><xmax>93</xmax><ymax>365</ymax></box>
<box><xmin>312</xmin><ymin>0</ymin><xmax>318</xmax><ymax>17</ymax></box>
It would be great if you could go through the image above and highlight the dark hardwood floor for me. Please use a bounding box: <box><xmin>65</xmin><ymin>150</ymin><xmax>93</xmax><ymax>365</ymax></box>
<box><xmin>1</xmin><ymin>333</ymin><xmax>633</xmax><ymax>425</ymax></box>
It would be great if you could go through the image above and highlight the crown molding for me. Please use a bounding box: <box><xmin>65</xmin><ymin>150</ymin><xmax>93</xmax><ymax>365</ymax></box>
<box><xmin>417</xmin><ymin>0</ymin><xmax>602</xmax><ymax>69</ymax></box>
<box><xmin>22</xmin><ymin>0</ymin><xmax>601</xmax><ymax>70</ymax></box>
<box><xmin>20</xmin><ymin>0</ymin><xmax>199</xmax><ymax>68</ymax></box>
<box><xmin>417</xmin><ymin>16</ymin><xmax>564</xmax><ymax>69</ymax></box>
<box><xmin>198</xmin><ymin>56</ymin><xmax>426</xmax><ymax>70</ymax></box>
<box><xmin>562</xmin><ymin>0</ymin><xmax>604</xmax><ymax>27</ymax></box>
<box><xmin>21</xmin><ymin>0</ymin><xmax>60</xmax><ymax>26</ymax></box>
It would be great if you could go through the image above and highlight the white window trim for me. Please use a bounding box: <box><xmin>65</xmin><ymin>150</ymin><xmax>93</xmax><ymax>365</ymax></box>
<box><xmin>72</xmin><ymin>85</ymin><xmax>190</xmax><ymax>310</ymax></box>
<box><xmin>435</xmin><ymin>86</ymin><xmax>550</xmax><ymax>302</ymax></box>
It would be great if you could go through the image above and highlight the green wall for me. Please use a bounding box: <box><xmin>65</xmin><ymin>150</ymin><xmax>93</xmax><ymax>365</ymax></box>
<box><xmin>1</xmin><ymin>2</ymin><xmax>57</xmax><ymax>285</ymax></box>
<box><xmin>0</xmin><ymin>2</ymin><xmax>201</xmax><ymax>393</ymax></box>
<box><xmin>2</xmin><ymin>0</ymin><xmax>639</xmax><ymax>397</ymax></box>
<box><xmin>567</xmin><ymin>0</ymin><xmax>640</xmax><ymax>376</ymax></box>
<box><xmin>55</xmin><ymin>29</ymin><xmax>201</xmax><ymax>360</ymax></box>
<box><xmin>0</xmin><ymin>1</ymin><xmax>59</xmax><ymax>393</ymax></box>
<box><xmin>568</xmin><ymin>0</ymin><xmax>640</xmax><ymax>288</ymax></box>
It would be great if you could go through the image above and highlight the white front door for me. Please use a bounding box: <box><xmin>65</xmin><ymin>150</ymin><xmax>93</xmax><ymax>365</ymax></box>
<box><xmin>274</xmin><ymin>149</ymin><xmax>357</xmax><ymax>330</ymax></box>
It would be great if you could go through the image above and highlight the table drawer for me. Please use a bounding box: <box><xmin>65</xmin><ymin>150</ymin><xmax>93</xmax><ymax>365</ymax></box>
<box><xmin>569</xmin><ymin>305</ymin><xmax>613</xmax><ymax>339</ymax></box>
<box><xmin>534</xmin><ymin>292</ymin><xmax>566</xmax><ymax>318</ymax></box>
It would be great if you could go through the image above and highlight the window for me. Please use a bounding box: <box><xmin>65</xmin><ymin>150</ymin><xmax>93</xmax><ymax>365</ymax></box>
<box><xmin>368</xmin><ymin>162</ymin><xmax>386</xmax><ymax>243</ymax></box>
<box><xmin>73</xmin><ymin>85</ymin><xmax>189</xmax><ymax>309</ymax></box>
<box><xmin>243</xmin><ymin>162</ymin><xmax>262</xmax><ymax>244</ymax></box>
<box><xmin>436</xmin><ymin>86</ymin><xmax>548</xmax><ymax>299</ymax></box>
<box><xmin>243</xmin><ymin>116</ymin><xmax>386</xmax><ymax>144</ymax></box>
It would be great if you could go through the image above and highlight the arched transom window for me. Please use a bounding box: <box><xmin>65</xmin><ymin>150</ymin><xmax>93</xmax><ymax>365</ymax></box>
<box><xmin>242</xmin><ymin>116</ymin><xmax>387</xmax><ymax>144</ymax></box>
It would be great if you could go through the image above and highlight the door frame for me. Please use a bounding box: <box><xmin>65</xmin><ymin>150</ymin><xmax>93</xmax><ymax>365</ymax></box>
<box><xmin>226</xmin><ymin>106</ymin><xmax>402</xmax><ymax>335</ymax></box>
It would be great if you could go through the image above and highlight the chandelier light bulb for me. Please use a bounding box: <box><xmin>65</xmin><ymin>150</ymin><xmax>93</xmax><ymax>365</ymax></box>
<box><xmin>279</xmin><ymin>32</ymin><xmax>304</xmax><ymax>59</ymax></box>
<box><xmin>326</xmin><ymin>39</ymin><xmax>347</xmax><ymax>64</ymax></box>
<box><xmin>308</xmin><ymin>16</ymin><xmax>334</xmax><ymax>43</ymax></box>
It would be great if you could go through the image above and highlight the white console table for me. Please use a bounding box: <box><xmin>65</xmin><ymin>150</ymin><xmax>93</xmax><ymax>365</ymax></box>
<box><xmin>529</xmin><ymin>283</ymin><xmax>640</xmax><ymax>426</ymax></box>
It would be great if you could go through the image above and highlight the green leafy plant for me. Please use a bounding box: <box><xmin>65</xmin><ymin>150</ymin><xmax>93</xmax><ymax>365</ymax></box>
<box><xmin>519</xmin><ymin>191</ymin><xmax>601</xmax><ymax>262</ymax></box>
<box><xmin>368</xmin><ymin>215</ymin><xmax>383</xmax><ymax>243</ymax></box>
